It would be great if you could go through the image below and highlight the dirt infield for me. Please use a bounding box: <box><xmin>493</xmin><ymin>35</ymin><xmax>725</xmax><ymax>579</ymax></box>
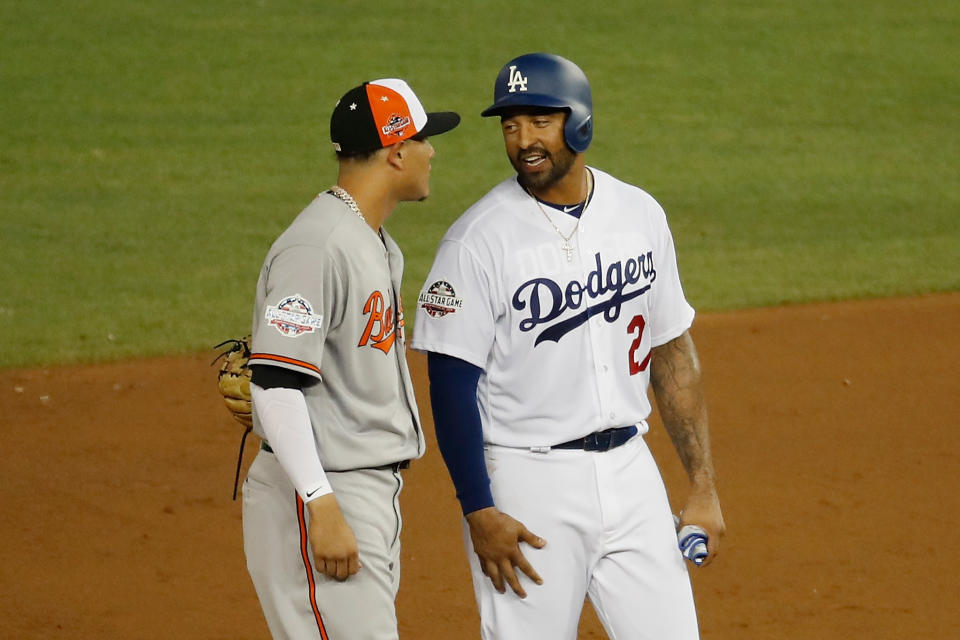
<box><xmin>2</xmin><ymin>293</ymin><xmax>957</xmax><ymax>639</ymax></box>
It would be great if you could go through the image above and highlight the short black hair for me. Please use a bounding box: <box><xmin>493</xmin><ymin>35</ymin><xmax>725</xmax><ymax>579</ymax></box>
<box><xmin>335</xmin><ymin>147</ymin><xmax>383</xmax><ymax>162</ymax></box>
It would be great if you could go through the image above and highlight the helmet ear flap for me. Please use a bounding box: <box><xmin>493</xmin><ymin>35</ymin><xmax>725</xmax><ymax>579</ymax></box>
<box><xmin>565</xmin><ymin>113</ymin><xmax>592</xmax><ymax>153</ymax></box>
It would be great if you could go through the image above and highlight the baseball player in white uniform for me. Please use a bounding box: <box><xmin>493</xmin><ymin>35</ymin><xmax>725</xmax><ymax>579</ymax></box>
<box><xmin>242</xmin><ymin>78</ymin><xmax>459</xmax><ymax>640</ymax></box>
<box><xmin>412</xmin><ymin>53</ymin><xmax>725</xmax><ymax>639</ymax></box>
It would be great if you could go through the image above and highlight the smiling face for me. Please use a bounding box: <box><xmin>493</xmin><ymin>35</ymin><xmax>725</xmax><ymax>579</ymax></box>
<box><xmin>500</xmin><ymin>108</ymin><xmax>577</xmax><ymax>194</ymax></box>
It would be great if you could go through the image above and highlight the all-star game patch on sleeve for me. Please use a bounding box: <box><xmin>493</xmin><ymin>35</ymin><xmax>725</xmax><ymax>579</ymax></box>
<box><xmin>410</xmin><ymin>239</ymin><xmax>496</xmax><ymax>371</ymax></box>
<box><xmin>250</xmin><ymin>244</ymin><xmax>343</xmax><ymax>381</ymax></box>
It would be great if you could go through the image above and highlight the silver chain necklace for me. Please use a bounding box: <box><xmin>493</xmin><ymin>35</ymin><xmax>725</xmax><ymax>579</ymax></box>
<box><xmin>527</xmin><ymin>170</ymin><xmax>591</xmax><ymax>262</ymax></box>
<box><xmin>329</xmin><ymin>185</ymin><xmax>365</xmax><ymax>222</ymax></box>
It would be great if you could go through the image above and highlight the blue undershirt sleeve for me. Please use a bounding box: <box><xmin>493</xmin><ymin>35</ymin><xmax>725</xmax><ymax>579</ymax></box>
<box><xmin>426</xmin><ymin>351</ymin><xmax>494</xmax><ymax>515</ymax></box>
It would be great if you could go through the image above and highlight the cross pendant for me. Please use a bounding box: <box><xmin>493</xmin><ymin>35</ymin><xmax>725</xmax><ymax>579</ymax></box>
<box><xmin>561</xmin><ymin>240</ymin><xmax>574</xmax><ymax>262</ymax></box>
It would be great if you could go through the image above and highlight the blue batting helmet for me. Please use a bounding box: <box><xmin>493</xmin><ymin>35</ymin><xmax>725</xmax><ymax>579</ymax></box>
<box><xmin>481</xmin><ymin>53</ymin><xmax>593</xmax><ymax>153</ymax></box>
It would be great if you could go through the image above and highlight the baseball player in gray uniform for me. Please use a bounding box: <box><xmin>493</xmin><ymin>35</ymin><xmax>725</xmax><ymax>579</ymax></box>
<box><xmin>412</xmin><ymin>53</ymin><xmax>725</xmax><ymax>639</ymax></box>
<box><xmin>242</xmin><ymin>78</ymin><xmax>458</xmax><ymax>640</ymax></box>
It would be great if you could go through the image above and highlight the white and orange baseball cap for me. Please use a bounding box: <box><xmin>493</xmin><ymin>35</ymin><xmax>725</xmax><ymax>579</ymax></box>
<box><xmin>330</xmin><ymin>78</ymin><xmax>460</xmax><ymax>154</ymax></box>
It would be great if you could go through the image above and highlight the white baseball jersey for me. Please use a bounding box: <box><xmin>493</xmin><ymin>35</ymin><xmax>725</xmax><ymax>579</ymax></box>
<box><xmin>411</xmin><ymin>167</ymin><xmax>695</xmax><ymax>447</ymax></box>
<box><xmin>249</xmin><ymin>192</ymin><xmax>425</xmax><ymax>470</ymax></box>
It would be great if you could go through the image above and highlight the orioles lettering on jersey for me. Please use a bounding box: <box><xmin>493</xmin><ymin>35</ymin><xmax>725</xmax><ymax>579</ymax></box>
<box><xmin>513</xmin><ymin>251</ymin><xmax>657</xmax><ymax>345</ymax></box>
<box><xmin>358</xmin><ymin>290</ymin><xmax>404</xmax><ymax>354</ymax></box>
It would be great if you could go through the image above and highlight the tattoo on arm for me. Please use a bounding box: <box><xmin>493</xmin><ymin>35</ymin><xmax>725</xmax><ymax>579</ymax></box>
<box><xmin>650</xmin><ymin>331</ymin><xmax>716</xmax><ymax>487</ymax></box>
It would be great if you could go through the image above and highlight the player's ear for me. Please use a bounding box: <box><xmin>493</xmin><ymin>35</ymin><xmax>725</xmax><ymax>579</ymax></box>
<box><xmin>385</xmin><ymin>142</ymin><xmax>405</xmax><ymax>170</ymax></box>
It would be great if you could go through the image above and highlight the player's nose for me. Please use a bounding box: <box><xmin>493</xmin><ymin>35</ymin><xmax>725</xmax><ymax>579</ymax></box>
<box><xmin>516</xmin><ymin>122</ymin><xmax>536</xmax><ymax>148</ymax></box>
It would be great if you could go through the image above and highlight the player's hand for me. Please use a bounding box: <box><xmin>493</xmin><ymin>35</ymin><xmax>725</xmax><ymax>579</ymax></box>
<box><xmin>679</xmin><ymin>487</ymin><xmax>725</xmax><ymax>567</ymax></box>
<box><xmin>465</xmin><ymin>507</ymin><xmax>546</xmax><ymax>598</ymax></box>
<box><xmin>306</xmin><ymin>494</ymin><xmax>361</xmax><ymax>581</ymax></box>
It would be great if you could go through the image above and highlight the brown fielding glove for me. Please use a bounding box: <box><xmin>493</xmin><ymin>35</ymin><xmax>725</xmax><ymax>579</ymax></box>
<box><xmin>214</xmin><ymin>336</ymin><xmax>256</xmax><ymax>500</ymax></box>
<box><xmin>214</xmin><ymin>336</ymin><xmax>253</xmax><ymax>429</ymax></box>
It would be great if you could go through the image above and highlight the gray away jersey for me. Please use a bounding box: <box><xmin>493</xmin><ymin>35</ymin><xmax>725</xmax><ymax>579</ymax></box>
<box><xmin>249</xmin><ymin>192</ymin><xmax>424</xmax><ymax>471</ymax></box>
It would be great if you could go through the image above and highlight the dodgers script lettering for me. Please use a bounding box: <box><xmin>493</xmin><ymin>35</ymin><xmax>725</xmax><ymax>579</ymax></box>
<box><xmin>512</xmin><ymin>251</ymin><xmax>657</xmax><ymax>345</ymax></box>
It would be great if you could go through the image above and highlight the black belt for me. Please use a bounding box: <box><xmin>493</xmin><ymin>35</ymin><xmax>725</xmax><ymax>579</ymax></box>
<box><xmin>260</xmin><ymin>441</ymin><xmax>410</xmax><ymax>471</ymax></box>
<box><xmin>552</xmin><ymin>425</ymin><xmax>638</xmax><ymax>452</ymax></box>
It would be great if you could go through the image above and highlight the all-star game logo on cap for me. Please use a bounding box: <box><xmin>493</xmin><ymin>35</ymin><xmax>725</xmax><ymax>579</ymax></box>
<box><xmin>331</xmin><ymin>78</ymin><xmax>460</xmax><ymax>154</ymax></box>
<box><xmin>381</xmin><ymin>113</ymin><xmax>412</xmax><ymax>137</ymax></box>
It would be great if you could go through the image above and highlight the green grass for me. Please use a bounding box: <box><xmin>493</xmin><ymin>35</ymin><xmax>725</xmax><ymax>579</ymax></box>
<box><xmin>1</xmin><ymin>0</ymin><xmax>957</xmax><ymax>367</ymax></box>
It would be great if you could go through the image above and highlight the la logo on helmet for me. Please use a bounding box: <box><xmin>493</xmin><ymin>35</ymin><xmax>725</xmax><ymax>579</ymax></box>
<box><xmin>507</xmin><ymin>65</ymin><xmax>528</xmax><ymax>93</ymax></box>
